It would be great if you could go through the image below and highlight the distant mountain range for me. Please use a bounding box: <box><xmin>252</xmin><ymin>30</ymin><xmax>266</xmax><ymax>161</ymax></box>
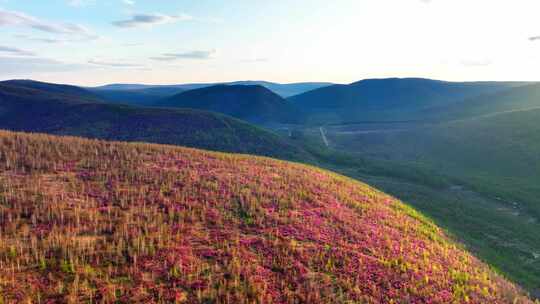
<box><xmin>92</xmin><ymin>80</ymin><xmax>334</xmax><ymax>98</ymax></box>
<box><xmin>154</xmin><ymin>84</ymin><xmax>302</xmax><ymax>124</ymax></box>
<box><xmin>5</xmin><ymin>78</ymin><xmax>537</xmax><ymax>126</ymax></box>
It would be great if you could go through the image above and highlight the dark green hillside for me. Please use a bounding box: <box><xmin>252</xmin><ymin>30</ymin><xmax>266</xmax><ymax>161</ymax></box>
<box><xmin>329</xmin><ymin>108</ymin><xmax>540</xmax><ymax>198</ymax></box>
<box><xmin>0</xmin><ymin>83</ymin><xmax>101</xmax><ymax>107</ymax></box>
<box><xmin>155</xmin><ymin>84</ymin><xmax>303</xmax><ymax>124</ymax></box>
<box><xmin>0</xmin><ymin>83</ymin><xmax>311</xmax><ymax>162</ymax></box>
<box><xmin>289</xmin><ymin>78</ymin><xmax>525</xmax><ymax>123</ymax></box>
<box><xmin>421</xmin><ymin>82</ymin><xmax>540</xmax><ymax>121</ymax></box>
<box><xmin>0</xmin><ymin>79</ymin><xmax>103</xmax><ymax>103</ymax></box>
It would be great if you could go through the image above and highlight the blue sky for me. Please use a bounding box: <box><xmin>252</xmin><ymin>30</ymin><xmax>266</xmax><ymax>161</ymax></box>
<box><xmin>1</xmin><ymin>0</ymin><xmax>540</xmax><ymax>85</ymax></box>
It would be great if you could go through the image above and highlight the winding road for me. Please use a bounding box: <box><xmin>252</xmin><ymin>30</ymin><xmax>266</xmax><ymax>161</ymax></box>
<box><xmin>319</xmin><ymin>127</ymin><xmax>329</xmax><ymax>147</ymax></box>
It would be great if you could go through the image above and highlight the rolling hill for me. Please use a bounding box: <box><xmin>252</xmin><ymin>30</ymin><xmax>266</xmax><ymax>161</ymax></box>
<box><xmin>0</xmin><ymin>80</ymin><xmax>310</xmax><ymax>162</ymax></box>
<box><xmin>90</xmin><ymin>87</ymin><xmax>185</xmax><ymax>106</ymax></box>
<box><xmin>0</xmin><ymin>130</ymin><xmax>532</xmax><ymax>303</ymax></box>
<box><xmin>421</xmin><ymin>82</ymin><xmax>540</xmax><ymax>121</ymax></box>
<box><xmin>155</xmin><ymin>84</ymin><xmax>303</xmax><ymax>124</ymax></box>
<box><xmin>1</xmin><ymin>79</ymin><xmax>103</xmax><ymax>103</ymax></box>
<box><xmin>289</xmin><ymin>78</ymin><xmax>527</xmax><ymax>123</ymax></box>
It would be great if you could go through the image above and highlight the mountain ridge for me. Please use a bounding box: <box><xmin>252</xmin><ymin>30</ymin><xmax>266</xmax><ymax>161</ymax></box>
<box><xmin>289</xmin><ymin>77</ymin><xmax>530</xmax><ymax>123</ymax></box>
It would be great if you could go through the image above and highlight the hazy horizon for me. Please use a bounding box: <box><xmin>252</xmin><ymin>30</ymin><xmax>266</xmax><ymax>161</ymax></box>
<box><xmin>3</xmin><ymin>77</ymin><xmax>539</xmax><ymax>89</ymax></box>
<box><xmin>2</xmin><ymin>0</ymin><xmax>540</xmax><ymax>85</ymax></box>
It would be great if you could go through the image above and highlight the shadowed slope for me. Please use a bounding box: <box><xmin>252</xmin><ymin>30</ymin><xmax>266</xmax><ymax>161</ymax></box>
<box><xmin>0</xmin><ymin>80</ymin><xmax>103</xmax><ymax>102</ymax></box>
<box><xmin>289</xmin><ymin>78</ymin><xmax>526</xmax><ymax>123</ymax></box>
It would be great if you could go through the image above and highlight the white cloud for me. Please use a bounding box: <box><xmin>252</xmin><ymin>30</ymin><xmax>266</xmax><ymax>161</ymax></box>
<box><xmin>15</xmin><ymin>34</ymin><xmax>66</xmax><ymax>44</ymax></box>
<box><xmin>460</xmin><ymin>58</ymin><xmax>493</xmax><ymax>67</ymax></box>
<box><xmin>67</xmin><ymin>0</ymin><xmax>96</xmax><ymax>7</ymax></box>
<box><xmin>88</xmin><ymin>59</ymin><xmax>143</xmax><ymax>68</ymax></box>
<box><xmin>0</xmin><ymin>8</ymin><xmax>98</xmax><ymax>40</ymax></box>
<box><xmin>241</xmin><ymin>57</ymin><xmax>269</xmax><ymax>63</ymax></box>
<box><xmin>122</xmin><ymin>42</ymin><xmax>143</xmax><ymax>47</ymax></box>
<box><xmin>14</xmin><ymin>34</ymin><xmax>98</xmax><ymax>44</ymax></box>
<box><xmin>0</xmin><ymin>45</ymin><xmax>35</xmax><ymax>56</ymax></box>
<box><xmin>112</xmin><ymin>13</ymin><xmax>192</xmax><ymax>28</ymax></box>
<box><xmin>67</xmin><ymin>0</ymin><xmax>131</xmax><ymax>7</ymax></box>
<box><xmin>150</xmin><ymin>50</ymin><xmax>218</xmax><ymax>61</ymax></box>
<box><xmin>0</xmin><ymin>56</ymin><xmax>88</xmax><ymax>75</ymax></box>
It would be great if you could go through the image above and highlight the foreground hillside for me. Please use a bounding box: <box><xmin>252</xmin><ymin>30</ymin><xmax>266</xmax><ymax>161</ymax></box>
<box><xmin>0</xmin><ymin>131</ymin><xmax>532</xmax><ymax>303</ymax></box>
<box><xmin>0</xmin><ymin>81</ymin><xmax>310</xmax><ymax>162</ymax></box>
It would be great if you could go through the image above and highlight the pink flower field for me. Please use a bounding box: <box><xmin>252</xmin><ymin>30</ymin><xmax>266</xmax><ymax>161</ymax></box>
<box><xmin>0</xmin><ymin>130</ymin><xmax>534</xmax><ymax>303</ymax></box>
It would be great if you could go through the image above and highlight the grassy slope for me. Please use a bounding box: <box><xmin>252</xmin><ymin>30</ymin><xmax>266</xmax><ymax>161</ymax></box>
<box><xmin>0</xmin><ymin>82</ymin><xmax>311</xmax><ymax>162</ymax></box>
<box><xmin>323</xmin><ymin>108</ymin><xmax>540</xmax><ymax>292</ymax></box>
<box><xmin>0</xmin><ymin>130</ymin><xmax>532</xmax><ymax>303</ymax></box>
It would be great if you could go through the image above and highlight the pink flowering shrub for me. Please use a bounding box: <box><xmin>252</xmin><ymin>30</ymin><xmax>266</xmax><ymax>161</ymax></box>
<box><xmin>0</xmin><ymin>130</ymin><xmax>533</xmax><ymax>303</ymax></box>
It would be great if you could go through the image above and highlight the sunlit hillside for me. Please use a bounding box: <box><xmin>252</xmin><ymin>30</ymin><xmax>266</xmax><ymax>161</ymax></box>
<box><xmin>0</xmin><ymin>130</ymin><xmax>532</xmax><ymax>303</ymax></box>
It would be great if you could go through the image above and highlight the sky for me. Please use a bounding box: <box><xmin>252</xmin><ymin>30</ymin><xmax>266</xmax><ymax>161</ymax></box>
<box><xmin>1</xmin><ymin>0</ymin><xmax>540</xmax><ymax>86</ymax></box>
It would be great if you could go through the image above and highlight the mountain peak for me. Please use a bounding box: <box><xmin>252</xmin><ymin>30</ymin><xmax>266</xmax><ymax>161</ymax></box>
<box><xmin>155</xmin><ymin>83</ymin><xmax>302</xmax><ymax>124</ymax></box>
